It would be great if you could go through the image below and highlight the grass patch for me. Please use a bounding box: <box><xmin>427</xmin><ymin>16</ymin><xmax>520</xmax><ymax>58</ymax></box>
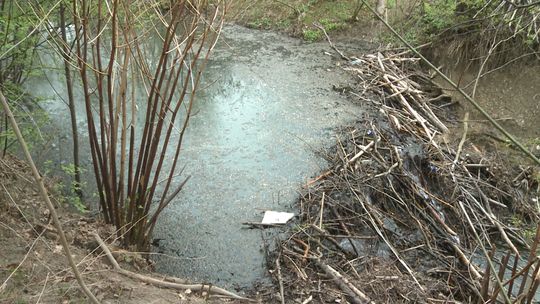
<box><xmin>302</xmin><ymin>28</ymin><xmax>322</xmax><ymax>41</ymax></box>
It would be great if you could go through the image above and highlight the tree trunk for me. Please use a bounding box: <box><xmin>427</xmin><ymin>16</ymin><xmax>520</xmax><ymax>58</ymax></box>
<box><xmin>59</xmin><ymin>3</ymin><xmax>82</xmax><ymax>199</ymax></box>
<box><xmin>351</xmin><ymin>0</ymin><xmax>363</xmax><ymax>21</ymax></box>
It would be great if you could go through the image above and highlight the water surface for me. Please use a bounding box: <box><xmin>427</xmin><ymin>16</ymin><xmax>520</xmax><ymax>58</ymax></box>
<box><xmin>153</xmin><ymin>25</ymin><xmax>365</xmax><ymax>288</ymax></box>
<box><xmin>29</xmin><ymin>25</ymin><xmax>366</xmax><ymax>288</ymax></box>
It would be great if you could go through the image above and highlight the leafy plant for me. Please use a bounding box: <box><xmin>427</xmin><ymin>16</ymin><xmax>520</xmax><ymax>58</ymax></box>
<box><xmin>319</xmin><ymin>18</ymin><xmax>343</xmax><ymax>31</ymax></box>
<box><xmin>303</xmin><ymin>28</ymin><xmax>322</xmax><ymax>41</ymax></box>
<box><xmin>248</xmin><ymin>17</ymin><xmax>274</xmax><ymax>29</ymax></box>
<box><xmin>60</xmin><ymin>163</ymin><xmax>87</xmax><ymax>213</ymax></box>
<box><xmin>422</xmin><ymin>0</ymin><xmax>458</xmax><ymax>33</ymax></box>
<box><xmin>0</xmin><ymin>0</ymin><xmax>48</xmax><ymax>157</ymax></box>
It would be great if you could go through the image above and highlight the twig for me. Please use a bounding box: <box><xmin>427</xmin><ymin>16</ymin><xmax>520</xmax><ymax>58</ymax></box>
<box><xmin>518</xmin><ymin>224</ymin><xmax>540</xmax><ymax>295</ymax></box>
<box><xmin>526</xmin><ymin>260</ymin><xmax>540</xmax><ymax>303</ymax></box>
<box><xmin>276</xmin><ymin>254</ymin><xmax>285</xmax><ymax>304</ymax></box>
<box><xmin>348</xmin><ymin>140</ymin><xmax>375</xmax><ymax>164</ymax></box>
<box><xmin>453</xmin><ymin>112</ymin><xmax>469</xmax><ymax>169</ymax></box>
<box><xmin>312</xmin><ymin>259</ymin><xmax>373</xmax><ymax>304</ymax></box>
<box><xmin>319</xmin><ymin>192</ymin><xmax>325</xmax><ymax>229</ymax></box>
<box><xmin>480</xmin><ymin>246</ymin><xmax>496</xmax><ymax>300</ymax></box>
<box><xmin>458</xmin><ymin>201</ymin><xmax>512</xmax><ymax>304</ymax></box>
<box><xmin>355</xmin><ymin>190</ymin><xmax>424</xmax><ymax>290</ymax></box>
<box><xmin>92</xmin><ymin>233</ymin><xmax>250</xmax><ymax>301</ymax></box>
<box><xmin>313</xmin><ymin>23</ymin><xmax>351</xmax><ymax>61</ymax></box>
<box><xmin>383</xmin><ymin>74</ymin><xmax>435</xmax><ymax>140</ymax></box>
<box><xmin>242</xmin><ymin>222</ymin><xmax>284</xmax><ymax>229</ymax></box>
<box><xmin>450</xmin><ymin>242</ymin><xmax>481</xmax><ymax>280</ymax></box>
<box><xmin>273</xmin><ymin>0</ymin><xmax>302</xmax><ymax>16</ymax></box>
<box><xmin>0</xmin><ymin>90</ymin><xmax>100</xmax><ymax>304</ymax></box>
<box><xmin>310</xmin><ymin>224</ymin><xmax>355</xmax><ymax>257</ymax></box>
<box><xmin>306</xmin><ymin>170</ymin><xmax>332</xmax><ymax>186</ymax></box>
<box><xmin>35</xmin><ymin>272</ymin><xmax>49</xmax><ymax>304</ymax></box>
<box><xmin>330</xmin><ymin>206</ymin><xmax>360</xmax><ymax>256</ymax></box>
<box><xmin>359</xmin><ymin>0</ymin><xmax>540</xmax><ymax>165</ymax></box>
<box><xmin>1</xmin><ymin>182</ymin><xmax>53</xmax><ymax>250</ymax></box>
<box><xmin>0</xmin><ymin>230</ymin><xmax>44</xmax><ymax>292</ymax></box>
<box><xmin>301</xmin><ymin>295</ymin><xmax>313</xmax><ymax>304</ymax></box>
<box><xmin>489</xmin><ymin>251</ymin><xmax>511</xmax><ymax>302</ymax></box>
<box><xmin>374</xmin><ymin>162</ymin><xmax>398</xmax><ymax>177</ymax></box>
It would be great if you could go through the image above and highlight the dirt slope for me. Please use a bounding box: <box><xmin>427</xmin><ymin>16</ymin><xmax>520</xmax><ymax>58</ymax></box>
<box><xmin>0</xmin><ymin>155</ymin><xmax>246</xmax><ymax>303</ymax></box>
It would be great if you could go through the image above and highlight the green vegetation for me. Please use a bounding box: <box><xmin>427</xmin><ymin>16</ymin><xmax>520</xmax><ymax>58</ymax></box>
<box><xmin>302</xmin><ymin>28</ymin><xmax>321</xmax><ymax>41</ymax></box>
<box><xmin>396</xmin><ymin>0</ymin><xmax>539</xmax><ymax>64</ymax></box>
<box><xmin>60</xmin><ymin>163</ymin><xmax>87</xmax><ymax>213</ymax></box>
<box><xmin>231</xmin><ymin>0</ymin><xmax>364</xmax><ymax>41</ymax></box>
<box><xmin>233</xmin><ymin>0</ymin><xmax>539</xmax><ymax>63</ymax></box>
<box><xmin>510</xmin><ymin>214</ymin><xmax>537</xmax><ymax>244</ymax></box>
<box><xmin>302</xmin><ymin>18</ymin><xmax>346</xmax><ymax>42</ymax></box>
<box><xmin>0</xmin><ymin>1</ymin><xmax>49</xmax><ymax>156</ymax></box>
<box><xmin>248</xmin><ymin>16</ymin><xmax>274</xmax><ymax>29</ymax></box>
<box><xmin>422</xmin><ymin>0</ymin><xmax>458</xmax><ymax>32</ymax></box>
<box><xmin>42</xmin><ymin>160</ymin><xmax>87</xmax><ymax>213</ymax></box>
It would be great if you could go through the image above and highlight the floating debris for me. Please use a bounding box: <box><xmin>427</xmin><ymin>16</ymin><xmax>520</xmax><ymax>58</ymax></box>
<box><xmin>261</xmin><ymin>211</ymin><xmax>295</xmax><ymax>225</ymax></box>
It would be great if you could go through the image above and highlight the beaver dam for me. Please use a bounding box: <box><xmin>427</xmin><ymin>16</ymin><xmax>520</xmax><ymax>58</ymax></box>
<box><xmin>263</xmin><ymin>51</ymin><xmax>540</xmax><ymax>303</ymax></box>
<box><xmin>3</xmin><ymin>0</ymin><xmax>540</xmax><ymax>301</ymax></box>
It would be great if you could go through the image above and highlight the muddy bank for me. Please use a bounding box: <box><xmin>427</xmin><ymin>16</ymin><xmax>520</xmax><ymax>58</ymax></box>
<box><xmin>0</xmin><ymin>154</ymin><xmax>243</xmax><ymax>303</ymax></box>
<box><xmin>438</xmin><ymin>63</ymin><xmax>540</xmax><ymax>141</ymax></box>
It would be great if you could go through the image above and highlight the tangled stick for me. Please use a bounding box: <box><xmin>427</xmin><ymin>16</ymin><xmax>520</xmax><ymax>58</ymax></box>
<box><xmin>92</xmin><ymin>233</ymin><xmax>251</xmax><ymax>301</ymax></box>
<box><xmin>312</xmin><ymin>259</ymin><xmax>373</xmax><ymax>304</ymax></box>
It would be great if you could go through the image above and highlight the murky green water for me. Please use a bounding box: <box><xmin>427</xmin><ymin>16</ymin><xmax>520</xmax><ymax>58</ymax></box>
<box><xmin>28</xmin><ymin>25</ymin><xmax>367</xmax><ymax>288</ymax></box>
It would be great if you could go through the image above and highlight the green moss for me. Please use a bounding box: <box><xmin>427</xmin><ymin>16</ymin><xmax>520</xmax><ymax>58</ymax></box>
<box><xmin>303</xmin><ymin>29</ymin><xmax>322</xmax><ymax>42</ymax></box>
<box><xmin>247</xmin><ymin>17</ymin><xmax>274</xmax><ymax>29</ymax></box>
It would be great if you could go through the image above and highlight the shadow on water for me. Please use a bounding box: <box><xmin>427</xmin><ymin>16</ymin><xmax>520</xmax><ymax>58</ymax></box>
<box><xmin>27</xmin><ymin>25</ymin><xmax>369</xmax><ymax>288</ymax></box>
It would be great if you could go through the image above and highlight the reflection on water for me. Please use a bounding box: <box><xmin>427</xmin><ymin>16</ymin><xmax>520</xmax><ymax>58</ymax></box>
<box><xmin>153</xmin><ymin>25</ymin><xmax>366</xmax><ymax>288</ymax></box>
<box><xmin>28</xmin><ymin>25</ymin><xmax>366</xmax><ymax>288</ymax></box>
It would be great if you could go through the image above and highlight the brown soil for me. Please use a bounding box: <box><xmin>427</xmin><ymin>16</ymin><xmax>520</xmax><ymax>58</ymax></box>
<box><xmin>0</xmin><ymin>155</ymin><xmax>246</xmax><ymax>304</ymax></box>
<box><xmin>439</xmin><ymin>62</ymin><xmax>540</xmax><ymax>141</ymax></box>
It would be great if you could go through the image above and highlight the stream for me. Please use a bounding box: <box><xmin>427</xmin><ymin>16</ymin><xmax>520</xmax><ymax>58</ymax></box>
<box><xmin>28</xmin><ymin>25</ymin><xmax>367</xmax><ymax>288</ymax></box>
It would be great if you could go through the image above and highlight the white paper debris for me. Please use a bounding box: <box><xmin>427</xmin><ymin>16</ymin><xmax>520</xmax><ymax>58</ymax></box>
<box><xmin>261</xmin><ymin>211</ymin><xmax>295</xmax><ymax>225</ymax></box>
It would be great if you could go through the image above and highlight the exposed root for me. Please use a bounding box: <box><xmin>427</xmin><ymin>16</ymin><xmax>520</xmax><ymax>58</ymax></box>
<box><xmin>92</xmin><ymin>233</ymin><xmax>252</xmax><ymax>302</ymax></box>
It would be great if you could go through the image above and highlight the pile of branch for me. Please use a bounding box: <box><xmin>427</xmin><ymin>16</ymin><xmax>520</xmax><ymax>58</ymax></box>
<box><xmin>272</xmin><ymin>52</ymin><xmax>540</xmax><ymax>303</ymax></box>
<box><xmin>347</xmin><ymin>53</ymin><xmax>449</xmax><ymax>139</ymax></box>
